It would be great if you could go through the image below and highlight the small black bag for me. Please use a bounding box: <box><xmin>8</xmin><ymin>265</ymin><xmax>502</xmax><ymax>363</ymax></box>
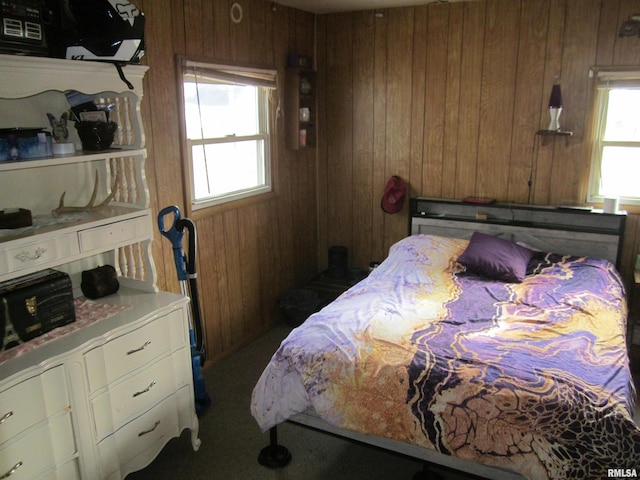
<box><xmin>81</xmin><ymin>265</ymin><xmax>119</xmax><ymax>299</ymax></box>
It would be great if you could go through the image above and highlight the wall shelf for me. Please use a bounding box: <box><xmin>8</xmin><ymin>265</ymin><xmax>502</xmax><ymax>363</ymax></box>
<box><xmin>536</xmin><ymin>129</ymin><xmax>573</xmax><ymax>136</ymax></box>
<box><xmin>536</xmin><ymin>129</ymin><xmax>573</xmax><ymax>146</ymax></box>
<box><xmin>285</xmin><ymin>67</ymin><xmax>317</xmax><ymax>150</ymax></box>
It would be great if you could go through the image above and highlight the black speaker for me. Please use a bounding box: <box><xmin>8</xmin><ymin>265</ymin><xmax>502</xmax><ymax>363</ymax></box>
<box><xmin>328</xmin><ymin>245</ymin><xmax>348</xmax><ymax>279</ymax></box>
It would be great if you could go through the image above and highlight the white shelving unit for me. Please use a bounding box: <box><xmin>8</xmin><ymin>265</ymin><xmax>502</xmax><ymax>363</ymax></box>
<box><xmin>0</xmin><ymin>54</ymin><xmax>200</xmax><ymax>479</ymax></box>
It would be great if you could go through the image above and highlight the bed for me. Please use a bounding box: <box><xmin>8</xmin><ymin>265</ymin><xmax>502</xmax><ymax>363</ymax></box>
<box><xmin>251</xmin><ymin>199</ymin><xmax>639</xmax><ymax>479</ymax></box>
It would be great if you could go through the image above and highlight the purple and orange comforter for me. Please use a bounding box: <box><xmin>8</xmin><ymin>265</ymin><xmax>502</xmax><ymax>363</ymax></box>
<box><xmin>252</xmin><ymin>234</ymin><xmax>640</xmax><ymax>479</ymax></box>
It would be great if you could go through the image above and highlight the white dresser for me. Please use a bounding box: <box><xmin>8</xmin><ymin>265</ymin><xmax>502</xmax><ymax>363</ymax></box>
<box><xmin>0</xmin><ymin>55</ymin><xmax>200</xmax><ymax>479</ymax></box>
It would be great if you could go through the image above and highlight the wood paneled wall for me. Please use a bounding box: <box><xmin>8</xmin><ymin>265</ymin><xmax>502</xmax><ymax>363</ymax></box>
<box><xmin>316</xmin><ymin>0</ymin><xmax>640</xmax><ymax>288</ymax></box>
<box><xmin>133</xmin><ymin>0</ymin><xmax>640</xmax><ymax>365</ymax></box>
<box><xmin>135</xmin><ymin>0</ymin><xmax>317</xmax><ymax>364</ymax></box>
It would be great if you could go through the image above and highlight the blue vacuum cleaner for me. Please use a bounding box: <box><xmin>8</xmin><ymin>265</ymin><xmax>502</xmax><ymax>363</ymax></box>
<box><xmin>158</xmin><ymin>205</ymin><xmax>211</xmax><ymax>416</ymax></box>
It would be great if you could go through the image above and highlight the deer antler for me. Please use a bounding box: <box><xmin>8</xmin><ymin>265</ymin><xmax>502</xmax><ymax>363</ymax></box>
<box><xmin>52</xmin><ymin>170</ymin><xmax>119</xmax><ymax>217</ymax></box>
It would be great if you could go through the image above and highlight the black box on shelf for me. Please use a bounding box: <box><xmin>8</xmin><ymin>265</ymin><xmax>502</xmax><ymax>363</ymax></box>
<box><xmin>0</xmin><ymin>208</ymin><xmax>32</xmax><ymax>229</ymax></box>
<box><xmin>0</xmin><ymin>269</ymin><xmax>76</xmax><ymax>351</ymax></box>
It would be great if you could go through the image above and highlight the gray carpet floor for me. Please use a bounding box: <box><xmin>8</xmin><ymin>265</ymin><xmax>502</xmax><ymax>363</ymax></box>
<box><xmin>127</xmin><ymin>323</ymin><xmax>640</xmax><ymax>480</ymax></box>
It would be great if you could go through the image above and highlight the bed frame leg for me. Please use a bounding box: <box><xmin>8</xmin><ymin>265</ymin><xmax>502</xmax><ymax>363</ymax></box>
<box><xmin>258</xmin><ymin>426</ymin><xmax>292</xmax><ymax>468</ymax></box>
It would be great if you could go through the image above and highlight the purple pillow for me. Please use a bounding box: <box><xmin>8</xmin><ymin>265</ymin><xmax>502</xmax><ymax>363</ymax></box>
<box><xmin>457</xmin><ymin>232</ymin><xmax>535</xmax><ymax>283</ymax></box>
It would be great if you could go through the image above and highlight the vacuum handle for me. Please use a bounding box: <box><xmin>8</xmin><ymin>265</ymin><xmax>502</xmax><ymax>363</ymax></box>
<box><xmin>176</xmin><ymin>218</ymin><xmax>197</xmax><ymax>277</ymax></box>
<box><xmin>157</xmin><ymin>206</ymin><xmax>187</xmax><ymax>281</ymax></box>
<box><xmin>157</xmin><ymin>207</ymin><xmax>204</xmax><ymax>358</ymax></box>
<box><xmin>177</xmin><ymin>218</ymin><xmax>205</xmax><ymax>357</ymax></box>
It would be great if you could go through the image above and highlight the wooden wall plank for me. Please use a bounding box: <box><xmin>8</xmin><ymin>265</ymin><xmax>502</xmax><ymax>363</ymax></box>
<box><xmin>169</xmin><ymin>0</ymin><xmax>186</xmax><ymax>55</ymax></box>
<box><xmin>222</xmin><ymin>210</ymin><xmax>244</xmax><ymax>341</ymax></box>
<box><xmin>476</xmin><ymin>0</ymin><xmax>520</xmax><ymax>200</ymax></box>
<box><xmin>596</xmin><ymin>0</ymin><xmax>620</xmax><ymax>65</ymax></box>
<box><xmin>383</xmin><ymin>8</ymin><xmax>414</xmax><ymax>251</ymax></box>
<box><xmin>272</xmin><ymin>7</ymin><xmax>297</xmax><ymax>292</ymax></box>
<box><xmin>143</xmin><ymin>0</ymin><xmax>185</xmax><ymax>294</ymax></box>
<box><xmin>238</xmin><ymin>204</ymin><xmax>261</xmax><ymax>337</ymax></box>
<box><xmin>508</xmin><ymin>0</ymin><xmax>550</xmax><ymax>204</ymax></box>
<box><xmin>294</xmin><ymin>8</ymin><xmax>315</xmax><ymax>58</ymax></box>
<box><xmin>549</xmin><ymin>0</ymin><xmax>600</xmax><ymax>205</ymax></box>
<box><xmin>196</xmin><ymin>215</ymin><xmax>222</xmax><ymax>356</ymax></box>
<box><xmin>201</xmin><ymin>0</ymin><xmax>215</xmax><ymax>58</ymax></box>
<box><xmin>256</xmin><ymin>201</ymin><xmax>281</xmax><ymax>329</ymax></box>
<box><xmin>409</xmin><ymin>6</ymin><xmax>427</xmax><ymax>202</ymax></box>
<box><xmin>371</xmin><ymin>11</ymin><xmax>388</xmax><ymax>262</ymax></box>
<box><xmin>248</xmin><ymin>0</ymin><xmax>268</xmax><ymax>65</ymax></box>
<box><xmin>531</xmin><ymin>0</ymin><xmax>565</xmax><ymax>205</ymax></box>
<box><xmin>352</xmin><ymin>11</ymin><xmax>376</xmax><ymax>270</ymax></box>
<box><xmin>440</xmin><ymin>4</ymin><xmax>463</xmax><ymax>199</ymax></box>
<box><xmin>213</xmin><ymin>0</ymin><xmax>231</xmax><ymax>61</ymax></box>
<box><xmin>326</xmin><ymin>13</ymin><xmax>354</xmax><ymax>249</ymax></box>
<box><xmin>452</xmin><ymin>2</ymin><xmax>484</xmax><ymax>199</ymax></box>
<box><xmin>316</xmin><ymin>14</ymin><xmax>328</xmax><ymax>268</ymax></box>
<box><xmin>422</xmin><ymin>5</ymin><xmax>448</xmax><ymax>198</ymax></box>
<box><xmin>211</xmin><ymin>213</ymin><xmax>232</xmax><ymax>354</ymax></box>
<box><xmin>184</xmin><ymin>0</ymin><xmax>204</xmax><ymax>56</ymax></box>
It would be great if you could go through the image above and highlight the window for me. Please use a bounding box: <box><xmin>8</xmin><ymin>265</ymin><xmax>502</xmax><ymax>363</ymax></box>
<box><xmin>180</xmin><ymin>59</ymin><xmax>277</xmax><ymax>210</ymax></box>
<box><xmin>588</xmin><ymin>69</ymin><xmax>640</xmax><ymax>205</ymax></box>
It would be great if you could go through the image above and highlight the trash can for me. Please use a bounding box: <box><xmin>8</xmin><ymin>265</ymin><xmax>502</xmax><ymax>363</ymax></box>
<box><xmin>328</xmin><ymin>245</ymin><xmax>349</xmax><ymax>279</ymax></box>
<box><xmin>278</xmin><ymin>289</ymin><xmax>319</xmax><ymax>327</ymax></box>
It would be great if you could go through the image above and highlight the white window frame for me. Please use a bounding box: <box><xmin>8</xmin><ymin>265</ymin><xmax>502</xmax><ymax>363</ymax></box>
<box><xmin>587</xmin><ymin>68</ymin><xmax>640</xmax><ymax>206</ymax></box>
<box><xmin>179</xmin><ymin>58</ymin><xmax>278</xmax><ymax>211</ymax></box>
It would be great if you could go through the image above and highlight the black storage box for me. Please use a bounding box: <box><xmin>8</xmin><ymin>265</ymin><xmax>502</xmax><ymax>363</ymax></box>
<box><xmin>1</xmin><ymin>269</ymin><xmax>75</xmax><ymax>351</ymax></box>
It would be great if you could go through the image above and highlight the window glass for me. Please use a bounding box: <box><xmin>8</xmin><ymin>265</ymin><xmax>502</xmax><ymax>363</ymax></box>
<box><xmin>184</xmin><ymin>83</ymin><xmax>259</xmax><ymax>139</ymax></box>
<box><xmin>191</xmin><ymin>140</ymin><xmax>265</xmax><ymax>200</ymax></box>
<box><xmin>180</xmin><ymin>60</ymin><xmax>276</xmax><ymax>209</ymax></box>
<box><xmin>599</xmin><ymin>146</ymin><xmax>640</xmax><ymax>198</ymax></box>
<box><xmin>603</xmin><ymin>89</ymin><xmax>640</xmax><ymax>142</ymax></box>
<box><xmin>588</xmin><ymin>72</ymin><xmax>640</xmax><ymax>205</ymax></box>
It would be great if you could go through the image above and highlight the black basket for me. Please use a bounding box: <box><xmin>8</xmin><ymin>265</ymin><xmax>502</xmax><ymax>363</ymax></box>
<box><xmin>75</xmin><ymin>121</ymin><xmax>118</xmax><ymax>151</ymax></box>
<box><xmin>278</xmin><ymin>289</ymin><xmax>319</xmax><ymax>327</ymax></box>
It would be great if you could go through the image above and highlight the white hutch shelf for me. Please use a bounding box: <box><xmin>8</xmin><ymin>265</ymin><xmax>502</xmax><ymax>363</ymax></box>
<box><xmin>0</xmin><ymin>54</ymin><xmax>200</xmax><ymax>480</ymax></box>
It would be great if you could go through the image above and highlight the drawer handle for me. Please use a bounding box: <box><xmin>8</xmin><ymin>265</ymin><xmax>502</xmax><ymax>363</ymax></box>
<box><xmin>133</xmin><ymin>381</ymin><xmax>156</xmax><ymax>398</ymax></box>
<box><xmin>0</xmin><ymin>411</ymin><xmax>13</xmax><ymax>425</ymax></box>
<box><xmin>127</xmin><ymin>340</ymin><xmax>151</xmax><ymax>355</ymax></box>
<box><xmin>138</xmin><ymin>420</ymin><xmax>160</xmax><ymax>437</ymax></box>
<box><xmin>1</xmin><ymin>461</ymin><xmax>23</xmax><ymax>479</ymax></box>
<box><xmin>14</xmin><ymin>247</ymin><xmax>46</xmax><ymax>263</ymax></box>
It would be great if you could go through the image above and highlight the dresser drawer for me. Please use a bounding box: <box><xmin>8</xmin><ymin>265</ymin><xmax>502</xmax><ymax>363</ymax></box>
<box><xmin>97</xmin><ymin>388</ymin><xmax>187</xmax><ymax>475</ymax></box>
<box><xmin>0</xmin><ymin>233</ymin><xmax>79</xmax><ymax>276</ymax></box>
<box><xmin>84</xmin><ymin>309</ymin><xmax>184</xmax><ymax>393</ymax></box>
<box><xmin>38</xmin><ymin>458</ymin><xmax>80</xmax><ymax>480</ymax></box>
<box><xmin>78</xmin><ymin>215</ymin><xmax>149</xmax><ymax>253</ymax></box>
<box><xmin>0</xmin><ymin>366</ymin><xmax>68</xmax><ymax>443</ymax></box>
<box><xmin>91</xmin><ymin>348</ymin><xmax>191</xmax><ymax>441</ymax></box>
<box><xmin>0</xmin><ymin>412</ymin><xmax>76</xmax><ymax>480</ymax></box>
